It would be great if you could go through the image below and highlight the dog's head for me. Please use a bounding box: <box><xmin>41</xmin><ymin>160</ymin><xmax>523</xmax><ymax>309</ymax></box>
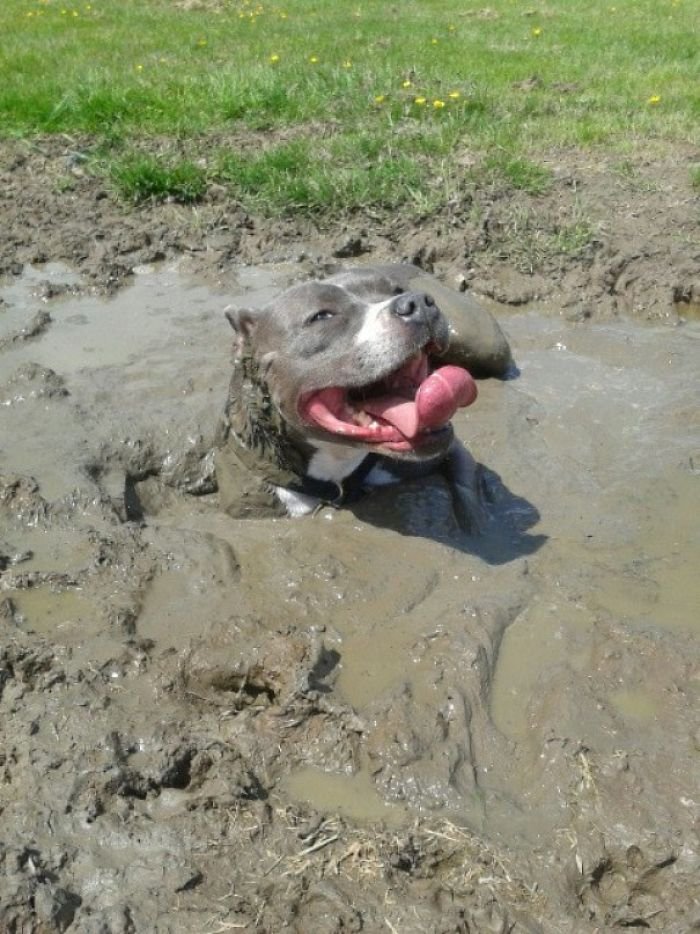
<box><xmin>225</xmin><ymin>269</ymin><xmax>477</xmax><ymax>462</ymax></box>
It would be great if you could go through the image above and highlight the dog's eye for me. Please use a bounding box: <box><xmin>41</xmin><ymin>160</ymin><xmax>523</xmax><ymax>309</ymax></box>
<box><xmin>305</xmin><ymin>309</ymin><xmax>335</xmax><ymax>325</ymax></box>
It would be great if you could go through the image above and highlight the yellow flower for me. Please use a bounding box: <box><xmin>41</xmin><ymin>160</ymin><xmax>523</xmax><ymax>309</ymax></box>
<box><xmin>197</xmin><ymin>38</ymin><xmax>208</xmax><ymax>46</ymax></box>
<box><xmin>402</xmin><ymin>80</ymin><xmax>412</xmax><ymax>88</ymax></box>
<box><xmin>448</xmin><ymin>24</ymin><xmax>456</xmax><ymax>32</ymax></box>
<box><xmin>433</xmin><ymin>99</ymin><xmax>446</xmax><ymax>109</ymax></box>
<box><xmin>431</xmin><ymin>38</ymin><xmax>439</xmax><ymax>45</ymax></box>
<box><xmin>648</xmin><ymin>94</ymin><xmax>661</xmax><ymax>105</ymax></box>
<box><xmin>374</xmin><ymin>94</ymin><xmax>386</xmax><ymax>104</ymax></box>
<box><xmin>448</xmin><ymin>90</ymin><xmax>461</xmax><ymax>99</ymax></box>
<box><xmin>269</xmin><ymin>54</ymin><xmax>280</xmax><ymax>63</ymax></box>
<box><xmin>309</xmin><ymin>55</ymin><xmax>319</xmax><ymax>64</ymax></box>
<box><xmin>135</xmin><ymin>64</ymin><xmax>143</xmax><ymax>71</ymax></box>
<box><xmin>531</xmin><ymin>27</ymin><xmax>542</xmax><ymax>37</ymax></box>
<box><xmin>342</xmin><ymin>60</ymin><xmax>352</xmax><ymax>69</ymax></box>
<box><xmin>414</xmin><ymin>96</ymin><xmax>427</xmax><ymax>106</ymax></box>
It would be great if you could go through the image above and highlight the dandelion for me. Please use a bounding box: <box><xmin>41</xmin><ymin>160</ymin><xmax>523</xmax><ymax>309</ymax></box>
<box><xmin>342</xmin><ymin>60</ymin><xmax>352</xmax><ymax>69</ymax></box>
<box><xmin>448</xmin><ymin>90</ymin><xmax>461</xmax><ymax>100</ymax></box>
<box><xmin>433</xmin><ymin>99</ymin><xmax>446</xmax><ymax>109</ymax></box>
<box><xmin>414</xmin><ymin>96</ymin><xmax>427</xmax><ymax>106</ymax></box>
<box><xmin>531</xmin><ymin>27</ymin><xmax>542</xmax><ymax>37</ymax></box>
<box><xmin>197</xmin><ymin>38</ymin><xmax>208</xmax><ymax>46</ymax></box>
<box><xmin>374</xmin><ymin>94</ymin><xmax>386</xmax><ymax>104</ymax></box>
<box><xmin>448</xmin><ymin>24</ymin><xmax>456</xmax><ymax>31</ymax></box>
<box><xmin>135</xmin><ymin>64</ymin><xmax>144</xmax><ymax>71</ymax></box>
<box><xmin>402</xmin><ymin>80</ymin><xmax>412</xmax><ymax>89</ymax></box>
<box><xmin>309</xmin><ymin>55</ymin><xmax>319</xmax><ymax>64</ymax></box>
<box><xmin>269</xmin><ymin>54</ymin><xmax>280</xmax><ymax>63</ymax></box>
<box><xmin>648</xmin><ymin>94</ymin><xmax>661</xmax><ymax>105</ymax></box>
<box><xmin>431</xmin><ymin>38</ymin><xmax>439</xmax><ymax>45</ymax></box>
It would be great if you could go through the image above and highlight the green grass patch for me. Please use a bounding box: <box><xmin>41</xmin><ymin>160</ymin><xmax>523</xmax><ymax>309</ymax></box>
<box><xmin>110</xmin><ymin>153</ymin><xmax>207</xmax><ymax>204</ymax></box>
<box><xmin>1</xmin><ymin>0</ymin><xmax>698</xmax><ymax>216</ymax></box>
<box><xmin>482</xmin><ymin>156</ymin><xmax>552</xmax><ymax>195</ymax></box>
<box><xmin>216</xmin><ymin>136</ymin><xmax>428</xmax><ymax>214</ymax></box>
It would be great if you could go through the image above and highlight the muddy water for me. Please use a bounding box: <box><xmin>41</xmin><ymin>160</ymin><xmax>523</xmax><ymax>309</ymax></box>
<box><xmin>1</xmin><ymin>262</ymin><xmax>699</xmax><ymax>929</ymax></box>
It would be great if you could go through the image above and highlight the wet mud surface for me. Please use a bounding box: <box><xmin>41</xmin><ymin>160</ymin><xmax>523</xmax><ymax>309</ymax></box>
<box><xmin>1</xmin><ymin>141</ymin><xmax>700</xmax><ymax>932</ymax></box>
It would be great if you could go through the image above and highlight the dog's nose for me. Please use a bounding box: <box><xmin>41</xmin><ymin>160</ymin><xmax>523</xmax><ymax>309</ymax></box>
<box><xmin>390</xmin><ymin>291</ymin><xmax>436</xmax><ymax>319</ymax></box>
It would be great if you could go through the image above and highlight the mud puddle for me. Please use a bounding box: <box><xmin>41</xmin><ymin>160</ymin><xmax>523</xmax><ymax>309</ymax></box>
<box><xmin>1</xmin><ymin>263</ymin><xmax>699</xmax><ymax>932</ymax></box>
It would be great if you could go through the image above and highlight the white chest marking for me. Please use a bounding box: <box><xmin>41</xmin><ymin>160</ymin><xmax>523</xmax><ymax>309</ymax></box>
<box><xmin>273</xmin><ymin>443</ymin><xmax>367</xmax><ymax>517</ymax></box>
<box><xmin>307</xmin><ymin>443</ymin><xmax>367</xmax><ymax>483</ymax></box>
<box><xmin>273</xmin><ymin>437</ymin><xmax>410</xmax><ymax>516</ymax></box>
<box><xmin>273</xmin><ymin>486</ymin><xmax>320</xmax><ymax>517</ymax></box>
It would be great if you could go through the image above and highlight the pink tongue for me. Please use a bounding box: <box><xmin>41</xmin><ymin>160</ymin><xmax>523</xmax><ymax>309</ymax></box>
<box><xmin>363</xmin><ymin>365</ymin><xmax>477</xmax><ymax>439</ymax></box>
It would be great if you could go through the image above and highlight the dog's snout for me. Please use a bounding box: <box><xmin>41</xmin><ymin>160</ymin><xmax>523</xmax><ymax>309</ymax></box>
<box><xmin>391</xmin><ymin>291</ymin><xmax>436</xmax><ymax>319</ymax></box>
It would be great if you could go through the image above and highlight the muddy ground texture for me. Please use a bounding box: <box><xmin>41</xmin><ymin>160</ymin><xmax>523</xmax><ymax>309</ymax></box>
<box><xmin>1</xmin><ymin>136</ymin><xmax>700</xmax><ymax>934</ymax></box>
<box><xmin>2</xmin><ymin>137</ymin><xmax>699</xmax><ymax>319</ymax></box>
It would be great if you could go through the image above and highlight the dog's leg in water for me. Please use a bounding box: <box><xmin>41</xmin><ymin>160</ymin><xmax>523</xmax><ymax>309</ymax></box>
<box><xmin>443</xmin><ymin>440</ymin><xmax>489</xmax><ymax>534</ymax></box>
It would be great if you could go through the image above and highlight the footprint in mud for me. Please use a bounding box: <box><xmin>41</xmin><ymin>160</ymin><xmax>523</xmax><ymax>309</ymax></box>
<box><xmin>573</xmin><ymin>843</ymin><xmax>691</xmax><ymax>930</ymax></box>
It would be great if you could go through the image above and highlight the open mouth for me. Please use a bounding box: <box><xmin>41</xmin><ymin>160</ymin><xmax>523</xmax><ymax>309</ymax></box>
<box><xmin>298</xmin><ymin>350</ymin><xmax>477</xmax><ymax>451</ymax></box>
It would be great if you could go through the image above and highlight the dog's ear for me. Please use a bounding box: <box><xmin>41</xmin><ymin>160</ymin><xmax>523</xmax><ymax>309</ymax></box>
<box><xmin>224</xmin><ymin>306</ymin><xmax>255</xmax><ymax>336</ymax></box>
<box><xmin>224</xmin><ymin>306</ymin><xmax>258</xmax><ymax>350</ymax></box>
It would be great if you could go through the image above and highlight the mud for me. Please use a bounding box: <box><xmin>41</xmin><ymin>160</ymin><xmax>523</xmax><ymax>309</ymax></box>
<box><xmin>2</xmin><ymin>137</ymin><xmax>699</xmax><ymax>323</ymax></box>
<box><xmin>1</xmin><ymin>139</ymin><xmax>700</xmax><ymax>932</ymax></box>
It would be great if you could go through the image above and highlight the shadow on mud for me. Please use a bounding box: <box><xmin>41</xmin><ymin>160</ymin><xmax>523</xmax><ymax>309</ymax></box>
<box><xmin>349</xmin><ymin>464</ymin><xmax>547</xmax><ymax>564</ymax></box>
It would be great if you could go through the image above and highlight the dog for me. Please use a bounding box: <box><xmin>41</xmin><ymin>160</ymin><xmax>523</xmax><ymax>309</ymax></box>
<box><xmin>215</xmin><ymin>264</ymin><xmax>512</xmax><ymax>521</ymax></box>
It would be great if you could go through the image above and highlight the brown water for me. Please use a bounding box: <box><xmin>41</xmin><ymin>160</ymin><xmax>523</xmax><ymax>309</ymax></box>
<box><xmin>1</xmin><ymin>261</ymin><xmax>698</xmax><ymax>842</ymax></box>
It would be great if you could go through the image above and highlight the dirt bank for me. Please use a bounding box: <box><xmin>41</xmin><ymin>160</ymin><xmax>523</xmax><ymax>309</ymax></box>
<box><xmin>1</xmin><ymin>139</ymin><xmax>699</xmax><ymax>932</ymax></box>
<box><xmin>2</xmin><ymin>136</ymin><xmax>699</xmax><ymax>320</ymax></box>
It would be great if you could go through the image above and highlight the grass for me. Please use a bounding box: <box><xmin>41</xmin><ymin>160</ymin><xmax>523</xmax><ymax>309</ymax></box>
<box><xmin>216</xmin><ymin>139</ymin><xmax>427</xmax><ymax>214</ymax></box>
<box><xmin>110</xmin><ymin>153</ymin><xmax>207</xmax><ymax>203</ymax></box>
<box><xmin>1</xmin><ymin>0</ymin><xmax>698</xmax><ymax>214</ymax></box>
